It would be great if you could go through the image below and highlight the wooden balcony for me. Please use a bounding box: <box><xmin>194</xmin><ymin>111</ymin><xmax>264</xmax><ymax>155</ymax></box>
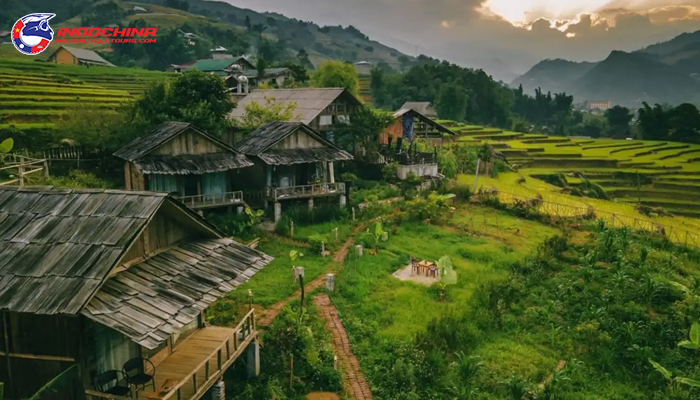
<box><xmin>174</xmin><ymin>191</ymin><xmax>244</xmax><ymax>210</ymax></box>
<box><xmin>266</xmin><ymin>182</ymin><xmax>346</xmax><ymax>201</ymax></box>
<box><xmin>86</xmin><ymin>310</ymin><xmax>257</xmax><ymax>400</ymax></box>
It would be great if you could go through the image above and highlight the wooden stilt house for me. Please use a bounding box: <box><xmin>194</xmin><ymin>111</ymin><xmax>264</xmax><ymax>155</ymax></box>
<box><xmin>0</xmin><ymin>186</ymin><xmax>272</xmax><ymax>400</ymax></box>
<box><xmin>114</xmin><ymin>122</ymin><xmax>254</xmax><ymax>211</ymax></box>
<box><xmin>233</xmin><ymin>122</ymin><xmax>353</xmax><ymax>221</ymax></box>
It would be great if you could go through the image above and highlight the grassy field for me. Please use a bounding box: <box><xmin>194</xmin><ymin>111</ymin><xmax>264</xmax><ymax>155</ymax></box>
<box><xmin>0</xmin><ymin>58</ymin><xmax>170</xmax><ymax>129</ymax></box>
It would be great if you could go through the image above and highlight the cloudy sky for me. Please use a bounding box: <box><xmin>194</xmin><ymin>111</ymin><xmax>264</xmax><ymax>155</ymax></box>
<box><xmin>223</xmin><ymin>0</ymin><xmax>700</xmax><ymax>81</ymax></box>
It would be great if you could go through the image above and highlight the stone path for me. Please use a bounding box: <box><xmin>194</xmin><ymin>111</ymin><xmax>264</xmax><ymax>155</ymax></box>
<box><xmin>257</xmin><ymin>224</ymin><xmax>365</xmax><ymax>327</ymax></box>
<box><xmin>314</xmin><ymin>294</ymin><xmax>373</xmax><ymax>400</ymax></box>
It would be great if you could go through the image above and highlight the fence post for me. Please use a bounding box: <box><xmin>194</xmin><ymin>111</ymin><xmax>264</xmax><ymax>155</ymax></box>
<box><xmin>18</xmin><ymin>156</ymin><xmax>24</xmax><ymax>187</ymax></box>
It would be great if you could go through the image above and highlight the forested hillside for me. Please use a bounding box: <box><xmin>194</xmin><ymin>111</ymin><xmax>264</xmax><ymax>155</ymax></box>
<box><xmin>0</xmin><ymin>0</ymin><xmax>413</xmax><ymax>71</ymax></box>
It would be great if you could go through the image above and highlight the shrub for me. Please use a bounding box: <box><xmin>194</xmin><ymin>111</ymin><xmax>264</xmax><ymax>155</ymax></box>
<box><xmin>282</xmin><ymin>203</ymin><xmax>346</xmax><ymax>227</ymax></box>
<box><xmin>382</xmin><ymin>162</ymin><xmax>399</xmax><ymax>183</ymax></box>
<box><xmin>340</xmin><ymin>172</ymin><xmax>358</xmax><ymax>185</ymax></box>
<box><xmin>308</xmin><ymin>234</ymin><xmax>328</xmax><ymax>254</ymax></box>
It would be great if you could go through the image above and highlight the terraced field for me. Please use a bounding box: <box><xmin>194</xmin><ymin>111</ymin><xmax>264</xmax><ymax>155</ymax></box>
<box><xmin>0</xmin><ymin>58</ymin><xmax>171</xmax><ymax>129</ymax></box>
<box><xmin>443</xmin><ymin>120</ymin><xmax>700</xmax><ymax>228</ymax></box>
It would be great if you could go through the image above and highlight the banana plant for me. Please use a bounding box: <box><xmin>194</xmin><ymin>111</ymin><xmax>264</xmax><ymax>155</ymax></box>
<box><xmin>0</xmin><ymin>138</ymin><xmax>12</xmax><ymax>153</ymax></box>
<box><xmin>648</xmin><ymin>322</ymin><xmax>700</xmax><ymax>390</ymax></box>
<box><xmin>362</xmin><ymin>221</ymin><xmax>387</xmax><ymax>254</ymax></box>
<box><xmin>437</xmin><ymin>256</ymin><xmax>457</xmax><ymax>301</ymax></box>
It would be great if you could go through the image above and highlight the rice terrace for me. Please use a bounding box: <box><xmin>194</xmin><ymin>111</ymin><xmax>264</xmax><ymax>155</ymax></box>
<box><xmin>2</xmin><ymin>1</ymin><xmax>700</xmax><ymax>400</ymax></box>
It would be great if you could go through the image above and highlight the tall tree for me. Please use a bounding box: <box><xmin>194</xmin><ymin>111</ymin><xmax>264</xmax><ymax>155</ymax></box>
<box><xmin>436</xmin><ymin>80</ymin><xmax>468</xmax><ymax>121</ymax></box>
<box><xmin>637</xmin><ymin>102</ymin><xmax>669</xmax><ymax>141</ymax></box>
<box><xmin>133</xmin><ymin>70</ymin><xmax>233</xmax><ymax>135</ymax></box>
<box><xmin>668</xmin><ymin>103</ymin><xmax>700</xmax><ymax>143</ymax></box>
<box><xmin>311</xmin><ymin>60</ymin><xmax>360</xmax><ymax>97</ymax></box>
<box><xmin>605</xmin><ymin>105</ymin><xmax>634</xmax><ymax>138</ymax></box>
<box><xmin>333</xmin><ymin>107</ymin><xmax>392</xmax><ymax>155</ymax></box>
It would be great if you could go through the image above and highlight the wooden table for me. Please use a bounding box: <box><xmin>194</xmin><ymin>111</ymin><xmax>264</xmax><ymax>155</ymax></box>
<box><xmin>417</xmin><ymin>261</ymin><xmax>436</xmax><ymax>277</ymax></box>
<box><xmin>146</xmin><ymin>379</ymin><xmax>179</xmax><ymax>399</ymax></box>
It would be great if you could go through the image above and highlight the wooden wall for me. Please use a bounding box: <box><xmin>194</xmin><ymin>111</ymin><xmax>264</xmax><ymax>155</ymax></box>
<box><xmin>0</xmin><ymin>313</ymin><xmax>85</xmax><ymax>400</ymax></box>
<box><xmin>124</xmin><ymin>161</ymin><xmax>145</xmax><ymax>191</ymax></box>
<box><xmin>272</xmin><ymin>129</ymin><xmax>325</xmax><ymax>150</ymax></box>
<box><xmin>232</xmin><ymin>159</ymin><xmax>266</xmax><ymax>191</ymax></box>
<box><xmin>151</xmin><ymin>129</ymin><xmax>225</xmax><ymax>156</ymax></box>
<box><xmin>119</xmin><ymin>206</ymin><xmax>193</xmax><ymax>264</ymax></box>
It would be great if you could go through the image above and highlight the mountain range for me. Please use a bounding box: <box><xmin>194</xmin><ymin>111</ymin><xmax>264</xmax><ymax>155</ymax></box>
<box><xmin>512</xmin><ymin>31</ymin><xmax>700</xmax><ymax>107</ymax></box>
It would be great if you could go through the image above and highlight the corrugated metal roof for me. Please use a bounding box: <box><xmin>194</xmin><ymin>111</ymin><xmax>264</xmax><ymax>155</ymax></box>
<box><xmin>114</xmin><ymin>122</ymin><xmax>253</xmax><ymax>170</ymax></box>
<box><xmin>234</xmin><ymin>122</ymin><xmax>353</xmax><ymax>165</ymax></box>
<box><xmin>0</xmin><ymin>187</ymin><xmax>167</xmax><ymax>315</ymax></box>
<box><xmin>53</xmin><ymin>46</ymin><xmax>115</xmax><ymax>67</ymax></box>
<box><xmin>190</xmin><ymin>58</ymin><xmax>239</xmax><ymax>72</ymax></box>
<box><xmin>229</xmin><ymin>88</ymin><xmax>361</xmax><ymax>124</ymax></box>
<box><xmin>133</xmin><ymin>152</ymin><xmax>253</xmax><ymax>174</ymax></box>
<box><xmin>82</xmin><ymin>238</ymin><xmax>273</xmax><ymax>349</ymax></box>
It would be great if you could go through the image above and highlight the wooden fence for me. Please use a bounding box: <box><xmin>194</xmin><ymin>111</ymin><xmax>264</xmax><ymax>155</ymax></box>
<box><xmin>0</xmin><ymin>154</ymin><xmax>49</xmax><ymax>186</ymax></box>
<box><xmin>474</xmin><ymin>190</ymin><xmax>700</xmax><ymax>250</ymax></box>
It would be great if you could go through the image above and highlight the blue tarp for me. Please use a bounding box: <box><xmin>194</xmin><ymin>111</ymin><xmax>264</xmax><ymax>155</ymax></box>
<box><xmin>402</xmin><ymin>113</ymin><xmax>414</xmax><ymax>141</ymax></box>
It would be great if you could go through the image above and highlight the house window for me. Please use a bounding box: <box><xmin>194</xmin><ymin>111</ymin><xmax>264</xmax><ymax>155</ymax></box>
<box><xmin>337</xmin><ymin>103</ymin><xmax>346</xmax><ymax>112</ymax></box>
<box><xmin>320</xmin><ymin>115</ymin><xmax>333</xmax><ymax>126</ymax></box>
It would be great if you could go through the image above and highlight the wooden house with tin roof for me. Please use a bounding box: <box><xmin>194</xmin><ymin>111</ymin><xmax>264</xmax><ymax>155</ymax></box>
<box><xmin>229</xmin><ymin>88</ymin><xmax>362</xmax><ymax>139</ymax></box>
<box><xmin>114</xmin><ymin>122</ymin><xmax>254</xmax><ymax>211</ymax></box>
<box><xmin>233</xmin><ymin>122</ymin><xmax>353</xmax><ymax>221</ymax></box>
<box><xmin>0</xmin><ymin>186</ymin><xmax>271</xmax><ymax>400</ymax></box>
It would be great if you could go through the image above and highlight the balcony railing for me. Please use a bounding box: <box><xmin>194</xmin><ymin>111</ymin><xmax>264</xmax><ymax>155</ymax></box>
<box><xmin>267</xmin><ymin>182</ymin><xmax>346</xmax><ymax>201</ymax></box>
<box><xmin>174</xmin><ymin>191</ymin><xmax>244</xmax><ymax>210</ymax></box>
<box><xmin>86</xmin><ymin>309</ymin><xmax>257</xmax><ymax>400</ymax></box>
<box><xmin>384</xmin><ymin>151</ymin><xmax>437</xmax><ymax>166</ymax></box>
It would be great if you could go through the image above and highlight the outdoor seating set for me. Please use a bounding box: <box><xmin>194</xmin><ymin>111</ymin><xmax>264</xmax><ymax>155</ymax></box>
<box><xmin>95</xmin><ymin>357</ymin><xmax>156</xmax><ymax>398</ymax></box>
<box><xmin>410</xmin><ymin>256</ymin><xmax>438</xmax><ymax>278</ymax></box>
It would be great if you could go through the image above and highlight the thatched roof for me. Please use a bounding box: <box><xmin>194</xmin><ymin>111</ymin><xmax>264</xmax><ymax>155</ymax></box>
<box><xmin>234</xmin><ymin>122</ymin><xmax>353</xmax><ymax>165</ymax></box>
<box><xmin>113</xmin><ymin>122</ymin><xmax>253</xmax><ymax>172</ymax></box>
<box><xmin>0</xmin><ymin>186</ymin><xmax>272</xmax><ymax>348</ymax></box>
<box><xmin>228</xmin><ymin>88</ymin><xmax>361</xmax><ymax>124</ymax></box>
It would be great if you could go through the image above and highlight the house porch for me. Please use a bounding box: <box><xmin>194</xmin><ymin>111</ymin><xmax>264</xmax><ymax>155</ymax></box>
<box><xmin>86</xmin><ymin>310</ymin><xmax>258</xmax><ymax>400</ymax></box>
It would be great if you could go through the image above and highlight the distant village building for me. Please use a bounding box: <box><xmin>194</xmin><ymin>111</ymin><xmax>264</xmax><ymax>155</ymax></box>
<box><xmin>0</xmin><ymin>30</ymin><xmax>10</xmax><ymax>44</ymax></box>
<box><xmin>0</xmin><ymin>185</ymin><xmax>272</xmax><ymax>400</ymax></box>
<box><xmin>211</xmin><ymin>45</ymin><xmax>233</xmax><ymax>59</ymax></box>
<box><xmin>47</xmin><ymin>45</ymin><xmax>115</xmax><ymax>67</ymax></box>
<box><xmin>400</xmin><ymin>101</ymin><xmax>437</xmax><ymax>118</ymax></box>
<box><xmin>229</xmin><ymin>88</ymin><xmax>363</xmax><ymax>138</ymax></box>
<box><xmin>586</xmin><ymin>100</ymin><xmax>612</xmax><ymax>112</ymax></box>
<box><xmin>226</xmin><ymin>67</ymin><xmax>295</xmax><ymax>93</ymax></box>
<box><xmin>167</xmin><ymin>56</ymin><xmax>254</xmax><ymax>74</ymax></box>
<box><xmin>114</xmin><ymin>121</ymin><xmax>254</xmax><ymax>211</ymax></box>
<box><xmin>131</xmin><ymin>5</ymin><xmax>148</xmax><ymax>12</ymax></box>
<box><xmin>354</xmin><ymin>61</ymin><xmax>372</xmax><ymax>75</ymax></box>
<box><xmin>233</xmin><ymin>122</ymin><xmax>353</xmax><ymax>222</ymax></box>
